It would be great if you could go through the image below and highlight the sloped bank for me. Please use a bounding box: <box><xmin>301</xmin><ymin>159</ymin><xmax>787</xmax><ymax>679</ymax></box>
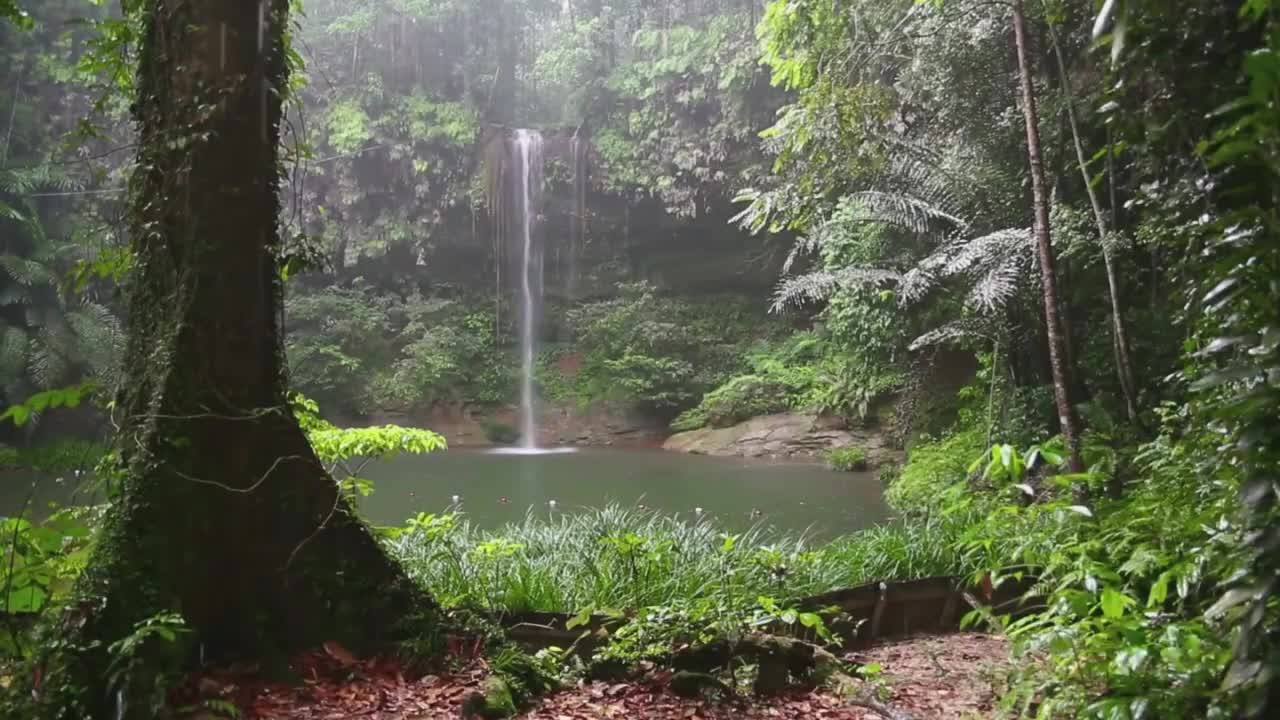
<box><xmin>662</xmin><ymin>411</ymin><xmax>903</xmax><ymax>467</ymax></box>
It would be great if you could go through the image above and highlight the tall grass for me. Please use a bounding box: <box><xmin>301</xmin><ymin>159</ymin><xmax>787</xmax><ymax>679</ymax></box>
<box><xmin>388</xmin><ymin>504</ymin><xmax>980</xmax><ymax>614</ymax></box>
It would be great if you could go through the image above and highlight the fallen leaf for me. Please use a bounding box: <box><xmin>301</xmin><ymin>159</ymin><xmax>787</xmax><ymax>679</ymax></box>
<box><xmin>322</xmin><ymin>641</ymin><xmax>358</xmax><ymax>666</ymax></box>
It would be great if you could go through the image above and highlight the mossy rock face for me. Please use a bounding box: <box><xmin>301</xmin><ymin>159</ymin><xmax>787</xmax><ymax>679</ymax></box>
<box><xmin>461</xmin><ymin>676</ymin><xmax>516</xmax><ymax>719</ymax></box>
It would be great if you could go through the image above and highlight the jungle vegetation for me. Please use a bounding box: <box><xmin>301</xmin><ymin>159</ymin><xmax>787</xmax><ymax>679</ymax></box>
<box><xmin>0</xmin><ymin>0</ymin><xmax>1276</xmax><ymax>718</ymax></box>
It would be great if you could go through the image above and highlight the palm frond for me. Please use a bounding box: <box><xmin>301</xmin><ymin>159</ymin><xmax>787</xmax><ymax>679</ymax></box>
<box><xmin>28</xmin><ymin>332</ymin><xmax>72</xmax><ymax>390</ymax></box>
<box><xmin>896</xmin><ymin>227</ymin><xmax>1032</xmax><ymax>313</ymax></box>
<box><xmin>845</xmin><ymin>190</ymin><xmax>967</xmax><ymax>233</ymax></box>
<box><xmin>909</xmin><ymin>319</ymin><xmax>994</xmax><ymax>351</ymax></box>
<box><xmin>0</xmin><ymin>284</ymin><xmax>33</xmax><ymax>306</ymax></box>
<box><xmin>772</xmin><ymin>267</ymin><xmax>901</xmax><ymax>312</ymax></box>
<box><xmin>0</xmin><ymin>326</ymin><xmax>30</xmax><ymax>382</ymax></box>
<box><xmin>0</xmin><ymin>254</ymin><xmax>54</xmax><ymax>287</ymax></box>
<box><xmin>66</xmin><ymin>302</ymin><xmax>124</xmax><ymax>388</ymax></box>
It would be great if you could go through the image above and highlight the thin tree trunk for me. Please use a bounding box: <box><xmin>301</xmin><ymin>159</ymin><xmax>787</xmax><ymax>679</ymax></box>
<box><xmin>1011</xmin><ymin>0</ymin><xmax>1085</xmax><ymax>474</ymax></box>
<box><xmin>1044</xmin><ymin>16</ymin><xmax>1139</xmax><ymax>423</ymax></box>
<box><xmin>36</xmin><ymin>3</ymin><xmax>433</xmax><ymax>717</ymax></box>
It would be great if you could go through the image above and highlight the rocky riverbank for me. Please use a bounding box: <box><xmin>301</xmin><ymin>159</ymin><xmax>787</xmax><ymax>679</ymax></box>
<box><xmin>663</xmin><ymin>412</ymin><xmax>902</xmax><ymax>467</ymax></box>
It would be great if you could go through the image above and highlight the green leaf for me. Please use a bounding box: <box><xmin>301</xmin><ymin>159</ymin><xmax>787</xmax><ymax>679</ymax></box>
<box><xmin>1100</xmin><ymin>587</ymin><xmax>1134</xmax><ymax>619</ymax></box>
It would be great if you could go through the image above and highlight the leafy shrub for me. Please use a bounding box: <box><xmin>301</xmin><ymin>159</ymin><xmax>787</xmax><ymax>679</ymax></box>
<box><xmin>0</xmin><ymin>506</ymin><xmax>95</xmax><ymax>619</ymax></box>
<box><xmin>567</xmin><ymin>283</ymin><xmax>773</xmax><ymax>414</ymax></box>
<box><xmin>286</xmin><ymin>284</ymin><xmax>395</xmax><ymax>413</ymax></box>
<box><xmin>672</xmin><ymin>331</ymin><xmax>904</xmax><ymax>432</ymax></box>
<box><xmin>377</xmin><ymin>306</ymin><xmax>514</xmax><ymax>410</ymax></box>
<box><xmin>953</xmin><ymin>422</ymin><xmax>1244</xmax><ymax>719</ymax></box>
<box><xmin>671</xmin><ymin>374</ymin><xmax>791</xmax><ymax>432</ymax></box>
<box><xmin>887</xmin><ymin>427</ymin><xmax>986</xmax><ymax>513</ymax></box>
<box><xmin>827</xmin><ymin>446</ymin><xmax>868</xmax><ymax>472</ymax></box>
<box><xmin>483</xmin><ymin>421</ymin><xmax>519</xmax><ymax>445</ymax></box>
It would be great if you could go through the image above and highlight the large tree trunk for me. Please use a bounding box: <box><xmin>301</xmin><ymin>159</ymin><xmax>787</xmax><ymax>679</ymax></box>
<box><xmin>1011</xmin><ymin>0</ymin><xmax>1086</xmax><ymax>474</ymax></box>
<box><xmin>37</xmin><ymin>3</ymin><xmax>432</xmax><ymax>717</ymax></box>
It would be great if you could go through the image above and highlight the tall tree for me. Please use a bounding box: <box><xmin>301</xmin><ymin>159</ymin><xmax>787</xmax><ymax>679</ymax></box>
<box><xmin>1044</xmin><ymin>17</ymin><xmax>1140</xmax><ymax>424</ymax></box>
<box><xmin>37</xmin><ymin>2</ymin><xmax>432</xmax><ymax>716</ymax></box>
<box><xmin>1011</xmin><ymin>0</ymin><xmax>1085</xmax><ymax>473</ymax></box>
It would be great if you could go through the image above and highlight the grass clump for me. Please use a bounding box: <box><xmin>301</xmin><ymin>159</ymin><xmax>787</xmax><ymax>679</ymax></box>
<box><xmin>827</xmin><ymin>446</ymin><xmax>868</xmax><ymax>472</ymax></box>
<box><xmin>387</xmin><ymin>505</ymin><xmax>977</xmax><ymax>614</ymax></box>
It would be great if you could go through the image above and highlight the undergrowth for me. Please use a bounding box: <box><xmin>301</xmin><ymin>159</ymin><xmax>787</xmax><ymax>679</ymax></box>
<box><xmin>388</xmin><ymin>504</ymin><xmax>978</xmax><ymax>614</ymax></box>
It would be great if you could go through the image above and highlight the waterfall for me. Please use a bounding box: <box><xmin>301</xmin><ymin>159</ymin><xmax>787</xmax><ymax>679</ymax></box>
<box><xmin>487</xmin><ymin>128</ymin><xmax>576</xmax><ymax>456</ymax></box>
<box><xmin>514</xmin><ymin>129</ymin><xmax>543</xmax><ymax>450</ymax></box>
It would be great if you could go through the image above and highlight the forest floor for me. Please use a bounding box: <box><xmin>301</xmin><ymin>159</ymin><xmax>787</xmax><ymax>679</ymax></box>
<box><xmin>175</xmin><ymin>633</ymin><xmax>1010</xmax><ymax>720</ymax></box>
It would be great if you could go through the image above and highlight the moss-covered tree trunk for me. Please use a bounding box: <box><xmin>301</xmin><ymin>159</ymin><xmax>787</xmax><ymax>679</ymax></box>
<box><xmin>36</xmin><ymin>2</ymin><xmax>432</xmax><ymax>717</ymax></box>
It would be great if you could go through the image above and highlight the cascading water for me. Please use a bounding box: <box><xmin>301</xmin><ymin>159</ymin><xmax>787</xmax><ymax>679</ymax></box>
<box><xmin>514</xmin><ymin>129</ymin><xmax>542</xmax><ymax>450</ymax></box>
<box><xmin>487</xmin><ymin>129</ymin><xmax>576</xmax><ymax>456</ymax></box>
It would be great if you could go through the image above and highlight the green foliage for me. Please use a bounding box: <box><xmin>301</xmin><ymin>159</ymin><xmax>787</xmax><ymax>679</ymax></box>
<box><xmin>291</xmin><ymin>392</ymin><xmax>446</xmax><ymax>505</ymax></box>
<box><xmin>286</xmin><ymin>288</ymin><xmax>514</xmax><ymax>413</ymax></box>
<box><xmin>105</xmin><ymin>612</ymin><xmax>192</xmax><ymax>718</ymax></box>
<box><xmin>5</xmin><ymin>438</ymin><xmax>107</xmax><ymax>474</ymax></box>
<box><xmin>0</xmin><ymin>507</ymin><xmax>94</xmax><ymax>625</ymax></box>
<box><xmin>0</xmin><ymin>382</ymin><xmax>97</xmax><ymax>427</ymax></box>
<box><xmin>673</xmin><ymin>330</ymin><xmax>902</xmax><ymax>432</ymax></box>
<box><xmin>827</xmin><ymin>447</ymin><xmax>867</xmax><ymax>472</ymax></box>
<box><xmin>390</xmin><ymin>505</ymin><xmax>973</xmax><ymax>615</ymax></box>
<box><xmin>0</xmin><ymin>1</ymin><xmax>32</xmax><ymax>29</ymax></box>
<box><xmin>670</xmin><ymin>373</ymin><xmax>792</xmax><ymax>432</ymax></box>
<box><xmin>567</xmin><ymin>283</ymin><xmax>771</xmax><ymax>414</ymax></box>
<box><xmin>326</xmin><ymin>101</ymin><xmax>371</xmax><ymax>154</ymax></box>
<box><xmin>953</xmin><ymin>427</ymin><xmax>1243</xmax><ymax>717</ymax></box>
<box><xmin>887</xmin><ymin>428</ymin><xmax>986</xmax><ymax>514</ymax></box>
<box><xmin>1182</xmin><ymin>0</ymin><xmax>1280</xmax><ymax>710</ymax></box>
<box><xmin>584</xmin><ymin>14</ymin><xmax>774</xmax><ymax>215</ymax></box>
<box><xmin>481</xmin><ymin>420</ymin><xmax>519</xmax><ymax>446</ymax></box>
<box><xmin>377</xmin><ymin>306</ymin><xmax>512</xmax><ymax>409</ymax></box>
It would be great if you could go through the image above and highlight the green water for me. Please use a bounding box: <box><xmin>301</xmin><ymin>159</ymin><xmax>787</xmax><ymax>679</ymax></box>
<box><xmin>0</xmin><ymin>449</ymin><xmax>889</xmax><ymax>539</ymax></box>
<box><xmin>359</xmin><ymin>448</ymin><xmax>888</xmax><ymax>538</ymax></box>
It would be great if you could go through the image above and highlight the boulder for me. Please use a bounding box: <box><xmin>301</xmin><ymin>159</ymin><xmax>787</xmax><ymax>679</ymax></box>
<box><xmin>663</xmin><ymin>412</ymin><xmax>901</xmax><ymax>466</ymax></box>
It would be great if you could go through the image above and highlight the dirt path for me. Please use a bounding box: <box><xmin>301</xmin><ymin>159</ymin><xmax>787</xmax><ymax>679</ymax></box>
<box><xmin>176</xmin><ymin>633</ymin><xmax>1009</xmax><ymax>719</ymax></box>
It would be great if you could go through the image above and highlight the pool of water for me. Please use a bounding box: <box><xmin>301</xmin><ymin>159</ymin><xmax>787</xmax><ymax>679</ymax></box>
<box><xmin>359</xmin><ymin>447</ymin><xmax>888</xmax><ymax>538</ymax></box>
<box><xmin>0</xmin><ymin>448</ymin><xmax>889</xmax><ymax>539</ymax></box>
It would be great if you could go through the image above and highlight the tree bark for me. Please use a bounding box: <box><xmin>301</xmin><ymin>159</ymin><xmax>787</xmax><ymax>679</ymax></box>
<box><xmin>1011</xmin><ymin>0</ymin><xmax>1085</xmax><ymax>474</ymax></box>
<box><xmin>35</xmin><ymin>3</ymin><xmax>433</xmax><ymax>717</ymax></box>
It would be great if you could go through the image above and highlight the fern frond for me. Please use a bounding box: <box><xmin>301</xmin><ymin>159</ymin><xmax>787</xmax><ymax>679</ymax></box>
<box><xmin>845</xmin><ymin>190</ymin><xmax>967</xmax><ymax>233</ymax></box>
<box><xmin>944</xmin><ymin>228</ymin><xmax>1030</xmax><ymax>277</ymax></box>
<box><xmin>772</xmin><ymin>267</ymin><xmax>901</xmax><ymax>312</ymax></box>
<box><xmin>781</xmin><ymin>233</ymin><xmax>822</xmax><ymax>274</ymax></box>
<box><xmin>0</xmin><ymin>326</ymin><xmax>30</xmax><ymax>381</ymax></box>
<box><xmin>0</xmin><ymin>200</ymin><xmax>25</xmax><ymax>222</ymax></box>
<box><xmin>28</xmin><ymin>336</ymin><xmax>72</xmax><ymax>389</ymax></box>
<box><xmin>0</xmin><ymin>284</ymin><xmax>33</xmax><ymax>306</ymax></box>
<box><xmin>0</xmin><ymin>254</ymin><xmax>54</xmax><ymax>287</ymax></box>
<box><xmin>897</xmin><ymin>228</ymin><xmax>1032</xmax><ymax>313</ymax></box>
<box><xmin>66</xmin><ymin>302</ymin><xmax>124</xmax><ymax>388</ymax></box>
<box><xmin>909</xmin><ymin>319</ymin><xmax>994</xmax><ymax>351</ymax></box>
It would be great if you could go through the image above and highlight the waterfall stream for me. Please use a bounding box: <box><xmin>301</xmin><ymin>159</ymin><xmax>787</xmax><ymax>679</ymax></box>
<box><xmin>514</xmin><ymin>129</ymin><xmax>542</xmax><ymax>450</ymax></box>
<box><xmin>487</xmin><ymin>129</ymin><xmax>576</xmax><ymax>456</ymax></box>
